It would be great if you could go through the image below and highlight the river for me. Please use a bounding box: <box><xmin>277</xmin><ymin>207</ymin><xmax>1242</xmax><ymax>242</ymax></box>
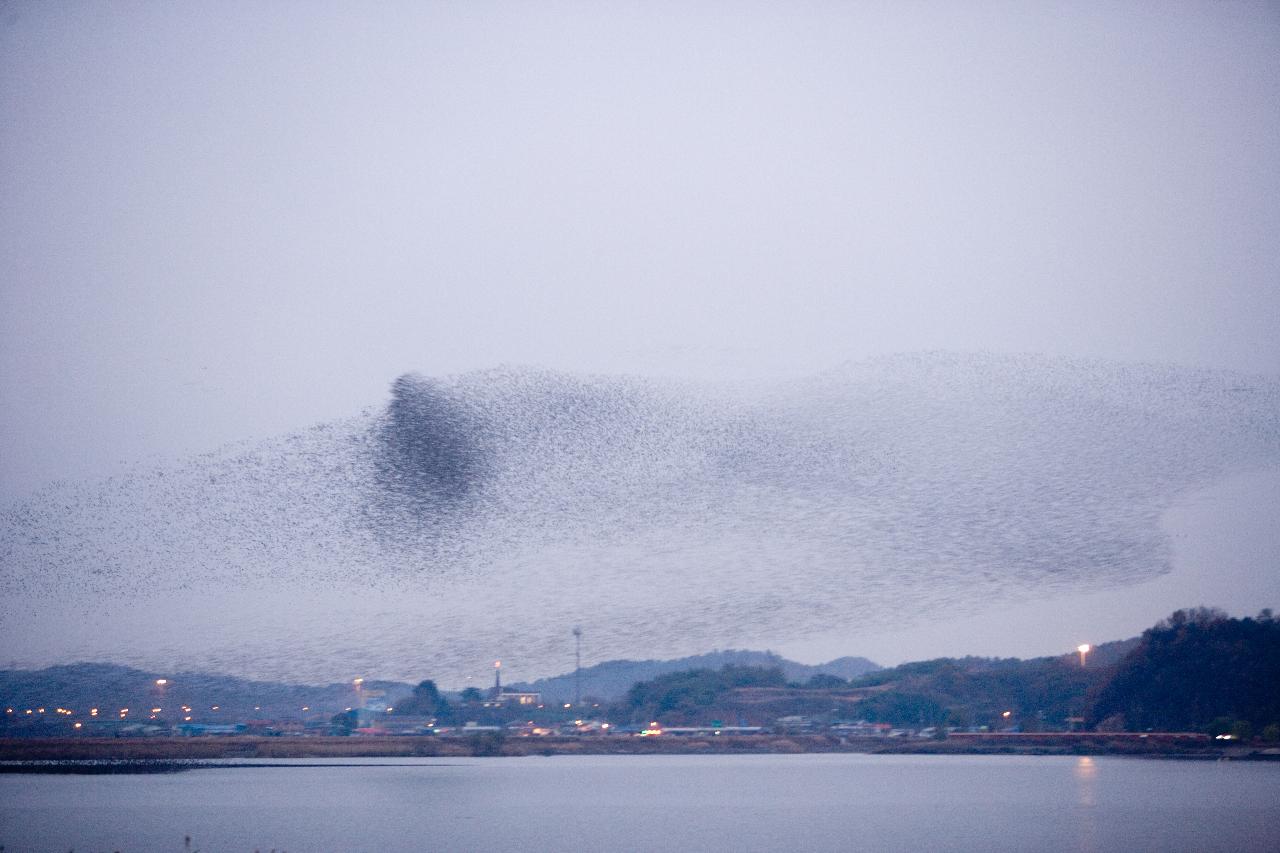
<box><xmin>3</xmin><ymin>754</ymin><xmax>1279</xmax><ymax>852</ymax></box>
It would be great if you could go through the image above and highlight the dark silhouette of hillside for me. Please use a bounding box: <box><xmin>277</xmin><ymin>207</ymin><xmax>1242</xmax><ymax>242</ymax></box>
<box><xmin>841</xmin><ymin>640</ymin><xmax>1138</xmax><ymax>730</ymax></box>
<box><xmin>607</xmin><ymin>610</ymin><xmax>1280</xmax><ymax>737</ymax></box>
<box><xmin>7</xmin><ymin>610</ymin><xmax>1277</xmax><ymax>739</ymax></box>
<box><xmin>1087</xmin><ymin>608</ymin><xmax>1280</xmax><ymax>733</ymax></box>
<box><xmin>611</xmin><ymin>641</ymin><xmax>1137</xmax><ymax>730</ymax></box>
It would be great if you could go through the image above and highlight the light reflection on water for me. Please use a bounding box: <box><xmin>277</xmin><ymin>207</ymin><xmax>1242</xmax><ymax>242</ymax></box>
<box><xmin>1074</xmin><ymin>756</ymin><xmax>1099</xmax><ymax>853</ymax></box>
<box><xmin>2</xmin><ymin>754</ymin><xmax>1279</xmax><ymax>853</ymax></box>
<box><xmin>1075</xmin><ymin>755</ymin><xmax>1098</xmax><ymax>806</ymax></box>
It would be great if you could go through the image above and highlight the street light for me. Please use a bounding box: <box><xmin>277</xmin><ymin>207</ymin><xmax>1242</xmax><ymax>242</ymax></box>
<box><xmin>1077</xmin><ymin>644</ymin><xmax>1091</xmax><ymax>667</ymax></box>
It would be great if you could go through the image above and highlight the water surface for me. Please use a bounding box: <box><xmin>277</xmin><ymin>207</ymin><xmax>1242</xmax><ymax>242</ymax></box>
<box><xmin>3</xmin><ymin>754</ymin><xmax>1278</xmax><ymax>852</ymax></box>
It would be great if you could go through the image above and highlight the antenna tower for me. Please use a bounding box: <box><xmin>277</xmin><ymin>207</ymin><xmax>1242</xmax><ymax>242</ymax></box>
<box><xmin>572</xmin><ymin>626</ymin><xmax>582</xmax><ymax>708</ymax></box>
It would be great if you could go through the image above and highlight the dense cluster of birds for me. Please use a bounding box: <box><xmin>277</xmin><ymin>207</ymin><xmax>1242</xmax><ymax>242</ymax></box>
<box><xmin>2</xmin><ymin>353</ymin><xmax>1278</xmax><ymax>683</ymax></box>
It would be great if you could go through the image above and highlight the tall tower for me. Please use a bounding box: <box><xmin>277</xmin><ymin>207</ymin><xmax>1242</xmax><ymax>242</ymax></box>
<box><xmin>572</xmin><ymin>626</ymin><xmax>582</xmax><ymax>708</ymax></box>
<box><xmin>492</xmin><ymin>660</ymin><xmax>502</xmax><ymax>700</ymax></box>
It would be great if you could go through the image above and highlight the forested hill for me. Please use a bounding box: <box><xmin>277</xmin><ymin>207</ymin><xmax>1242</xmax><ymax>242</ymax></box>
<box><xmin>827</xmin><ymin>612</ymin><xmax>1279</xmax><ymax>734</ymax></box>
<box><xmin>609</xmin><ymin>610</ymin><xmax>1280</xmax><ymax>736</ymax></box>
<box><xmin>1087</xmin><ymin>608</ymin><xmax>1280</xmax><ymax>734</ymax></box>
<box><xmin>840</xmin><ymin>639</ymin><xmax>1140</xmax><ymax>730</ymax></box>
<box><xmin>608</xmin><ymin>640</ymin><xmax>1137</xmax><ymax>728</ymax></box>
<box><xmin>507</xmin><ymin>650</ymin><xmax>881</xmax><ymax>702</ymax></box>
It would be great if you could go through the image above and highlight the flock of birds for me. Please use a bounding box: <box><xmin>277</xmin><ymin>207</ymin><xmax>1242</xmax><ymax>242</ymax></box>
<box><xmin>2</xmin><ymin>352</ymin><xmax>1278</xmax><ymax>683</ymax></box>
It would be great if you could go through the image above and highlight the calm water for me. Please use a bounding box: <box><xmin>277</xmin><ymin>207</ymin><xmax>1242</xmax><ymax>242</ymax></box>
<box><xmin>2</xmin><ymin>754</ymin><xmax>1279</xmax><ymax>852</ymax></box>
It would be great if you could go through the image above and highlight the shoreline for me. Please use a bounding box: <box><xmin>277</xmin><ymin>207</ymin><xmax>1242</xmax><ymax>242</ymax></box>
<box><xmin>3</xmin><ymin>735</ymin><xmax>1274</xmax><ymax>767</ymax></box>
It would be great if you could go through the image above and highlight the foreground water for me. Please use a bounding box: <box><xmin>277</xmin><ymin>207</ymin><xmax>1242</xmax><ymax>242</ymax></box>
<box><xmin>3</xmin><ymin>754</ymin><xmax>1278</xmax><ymax>852</ymax></box>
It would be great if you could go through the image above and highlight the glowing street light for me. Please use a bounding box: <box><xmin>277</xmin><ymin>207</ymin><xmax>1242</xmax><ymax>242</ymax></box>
<box><xmin>1077</xmin><ymin>644</ymin><xmax>1091</xmax><ymax>667</ymax></box>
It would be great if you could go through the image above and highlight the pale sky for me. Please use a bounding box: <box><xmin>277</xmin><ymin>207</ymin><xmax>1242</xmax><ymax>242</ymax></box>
<box><xmin>3</xmin><ymin>1</ymin><xmax>1277</xmax><ymax>501</ymax></box>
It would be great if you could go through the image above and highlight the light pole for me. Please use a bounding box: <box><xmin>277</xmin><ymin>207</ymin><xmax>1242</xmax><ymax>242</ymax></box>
<box><xmin>1077</xmin><ymin>644</ymin><xmax>1091</xmax><ymax>668</ymax></box>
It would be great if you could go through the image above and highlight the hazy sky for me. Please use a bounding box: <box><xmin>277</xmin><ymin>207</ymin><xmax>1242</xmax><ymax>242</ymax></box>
<box><xmin>3</xmin><ymin>1</ymin><xmax>1278</xmax><ymax>502</ymax></box>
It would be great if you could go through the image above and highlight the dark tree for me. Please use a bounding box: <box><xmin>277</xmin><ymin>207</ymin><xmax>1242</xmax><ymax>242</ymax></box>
<box><xmin>392</xmin><ymin>679</ymin><xmax>451</xmax><ymax>719</ymax></box>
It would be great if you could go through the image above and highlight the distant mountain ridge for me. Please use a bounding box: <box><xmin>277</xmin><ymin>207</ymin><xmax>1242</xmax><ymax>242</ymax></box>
<box><xmin>507</xmin><ymin>650</ymin><xmax>881</xmax><ymax>702</ymax></box>
<box><xmin>0</xmin><ymin>663</ymin><xmax>410</xmax><ymax>721</ymax></box>
<box><xmin>0</xmin><ymin>651</ymin><xmax>880</xmax><ymax>718</ymax></box>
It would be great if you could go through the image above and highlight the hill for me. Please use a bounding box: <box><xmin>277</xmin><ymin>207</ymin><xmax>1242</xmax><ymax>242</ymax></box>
<box><xmin>610</xmin><ymin>640</ymin><xmax>1137</xmax><ymax>729</ymax></box>
<box><xmin>839</xmin><ymin>638</ymin><xmax>1140</xmax><ymax>730</ymax></box>
<box><xmin>507</xmin><ymin>650</ymin><xmax>880</xmax><ymax>702</ymax></box>
<box><xmin>609</xmin><ymin>609</ymin><xmax>1280</xmax><ymax>737</ymax></box>
<box><xmin>1087</xmin><ymin>608</ymin><xmax>1280</xmax><ymax>734</ymax></box>
<box><xmin>0</xmin><ymin>663</ymin><xmax>410</xmax><ymax>728</ymax></box>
